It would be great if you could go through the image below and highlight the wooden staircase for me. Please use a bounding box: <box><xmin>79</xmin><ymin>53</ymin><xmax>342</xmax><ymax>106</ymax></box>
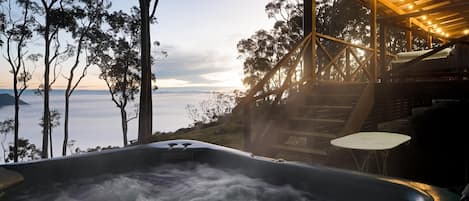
<box><xmin>266</xmin><ymin>82</ymin><xmax>368</xmax><ymax>162</ymax></box>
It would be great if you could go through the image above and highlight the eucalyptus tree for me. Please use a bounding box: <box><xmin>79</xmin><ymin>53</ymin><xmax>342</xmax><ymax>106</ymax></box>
<box><xmin>138</xmin><ymin>0</ymin><xmax>159</xmax><ymax>143</ymax></box>
<box><xmin>1</xmin><ymin>0</ymin><xmax>35</xmax><ymax>162</ymax></box>
<box><xmin>89</xmin><ymin>9</ymin><xmax>155</xmax><ymax>146</ymax></box>
<box><xmin>35</xmin><ymin>0</ymin><xmax>76</xmax><ymax>158</ymax></box>
<box><xmin>62</xmin><ymin>0</ymin><xmax>109</xmax><ymax>156</ymax></box>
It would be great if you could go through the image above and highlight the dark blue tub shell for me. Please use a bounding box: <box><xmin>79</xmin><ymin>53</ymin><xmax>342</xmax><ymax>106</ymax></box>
<box><xmin>0</xmin><ymin>140</ymin><xmax>460</xmax><ymax>201</ymax></box>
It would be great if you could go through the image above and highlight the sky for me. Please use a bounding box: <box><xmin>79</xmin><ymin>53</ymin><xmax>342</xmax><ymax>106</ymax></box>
<box><xmin>0</xmin><ymin>0</ymin><xmax>275</xmax><ymax>90</ymax></box>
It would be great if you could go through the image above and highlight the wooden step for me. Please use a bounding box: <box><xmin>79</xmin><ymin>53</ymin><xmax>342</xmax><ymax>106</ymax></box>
<box><xmin>301</xmin><ymin>105</ymin><xmax>353</xmax><ymax>110</ymax></box>
<box><xmin>290</xmin><ymin>117</ymin><xmax>345</xmax><ymax>124</ymax></box>
<box><xmin>305</xmin><ymin>94</ymin><xmax>359</xmax><ymax>106</ymax></box>
<box><xmin>313</xmin><ymin>82</ymin><xmax>366</xmax><ymax>94</ymax></box>
<box><xmin>279</xmin><ymin>130</ymin><xmax>336</xmax><ymax>138</ymax></box>
<box><xmin>272</xmin><ymin>144</ymin><xmax>328</xmax><ymax>156</ymax></box>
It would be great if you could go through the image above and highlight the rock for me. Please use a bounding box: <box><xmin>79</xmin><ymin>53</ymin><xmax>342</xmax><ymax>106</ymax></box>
<box><xmin>0</xmin><ymin>94</ymin><xmax>28</xmax><ymax>108</ymax></box>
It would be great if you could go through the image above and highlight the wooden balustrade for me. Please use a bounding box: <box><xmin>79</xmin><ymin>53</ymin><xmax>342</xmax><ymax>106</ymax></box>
<box><xmin>239</xmin><ymin>32</ymin><xmax>395</xmax><ymax>151</ymax></box>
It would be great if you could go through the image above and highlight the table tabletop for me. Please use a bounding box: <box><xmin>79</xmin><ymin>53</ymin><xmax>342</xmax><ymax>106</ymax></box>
<box><xmin>330</xmin><ymin>132</ymin><xmax>411</xmax><ymax>151</ymax></box>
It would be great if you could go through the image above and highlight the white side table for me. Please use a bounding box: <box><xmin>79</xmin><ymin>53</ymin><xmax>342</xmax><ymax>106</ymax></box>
<box><xmin>330</xmin><ymin>132</ymin><xmax>411</xmax><ymax>175</ymax></box>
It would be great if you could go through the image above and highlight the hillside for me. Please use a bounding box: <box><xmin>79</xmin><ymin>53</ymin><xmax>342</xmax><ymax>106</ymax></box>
<box><xmin>149</xmin><ymin>122</ymin><xmax>244</xmax><ymax>150</ymax></box>
<box><xmin>0</xmin><ymin>94</ymin><xmax>28</xmax><ymax>108</ymax></box>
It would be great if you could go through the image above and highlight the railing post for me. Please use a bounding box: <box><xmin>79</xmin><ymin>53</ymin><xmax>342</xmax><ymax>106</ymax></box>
<box><xmin>243</xmin><ymin>103</ymin><xmax>251</xmax><ymax>151</ymax></box>
<box><xmin>406</xmin><ymin>18</ymin><xmax>413</xmax><ymax>52</ymax></box>
<box><xmin>346</xmin><ymin>47</ymin><xmax>351</xmax><ymax>81</ymax></box>
<box><xmin>303</xmin><ymin>0</ymin><xmax>316</xmax><ymax>82</ymax></box>
<box><xmin>379</xmin><ymin>24</ymin><xmax>387</xmax><ymax>82</ymax></box>
<box><xmin>370</xmin><ymin>0</ymin><xmax>378</xmax><ymax>82</ymax></box>
<box><xmin>427</xmin><ymin>34</ymin><xmax>433</xmax><ymax>49</ymax></box>
<box><xmin>311</xmin><ymin>0</ymin><xmax>316</xmax><ymax>82</ymax></box>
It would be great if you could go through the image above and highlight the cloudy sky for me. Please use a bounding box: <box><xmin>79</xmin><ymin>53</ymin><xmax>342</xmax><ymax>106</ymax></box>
<box><xmin>0</xmin><ymin>0</ymin><xmax>274</xmax><ymax>90</ymax></box>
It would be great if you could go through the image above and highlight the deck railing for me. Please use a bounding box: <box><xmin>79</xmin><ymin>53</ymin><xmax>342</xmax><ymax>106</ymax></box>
<box><xmin>238</xmin><ymin>32</ymin><xmax>395</xmax><ymax>151</ymax></box>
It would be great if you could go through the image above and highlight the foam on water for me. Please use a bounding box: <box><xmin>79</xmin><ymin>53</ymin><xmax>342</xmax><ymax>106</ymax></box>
<box><xmin>8</xmin><ymin>163</ymin><xmax>317</xmax><ymax>201</ymax></box>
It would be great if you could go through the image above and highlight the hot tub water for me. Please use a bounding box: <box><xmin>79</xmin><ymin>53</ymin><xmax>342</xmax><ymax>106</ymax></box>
<box><xmin>7</xmin><ymin>163</ymin><xmax>317</xmax><ymax>201</ymax></box>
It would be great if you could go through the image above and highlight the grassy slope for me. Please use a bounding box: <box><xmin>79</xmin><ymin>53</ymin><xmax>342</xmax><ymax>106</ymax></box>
<box><xmin>149</xmin><ymin>122</ymin><xmax>244</xmax><ymax>150</ymax></box>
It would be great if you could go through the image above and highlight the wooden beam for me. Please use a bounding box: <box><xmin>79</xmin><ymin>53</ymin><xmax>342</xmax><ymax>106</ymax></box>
<box><xmin>316</xmin><ymin>33</ymin><xmax>375</xmax><ymax>52</ymax></box>
<box><xmin>379</xmin><ymin>2</ymin><xmax>469</xmax><ymax>21</ymax></box>
<box><xmin>439</xmin><ymin>17</ymin><xmax>465</xmax><ymax>25</ymax></box>
<box><xmin>435</xmin><ymin>13</ymin><xmax>459</xmax><ymax>21</ymax></box>
<box><xmin>377</xmin><ymin>0</ymin><xmax>430</xmax><ymax>32</ymax></box>
<box><xmin>380</xmin><ymin>19</ymin><xmax>449</xmax><ymax>41</ymax></box>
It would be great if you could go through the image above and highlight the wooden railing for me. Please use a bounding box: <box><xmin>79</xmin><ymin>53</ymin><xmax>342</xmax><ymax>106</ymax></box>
<box><xmin>238</xmin><ymin>32</ymin><xmax>395</xmax><ymax>151</ymax></box>
<box><xmin>315</xmin><ymin>33</ymin><xmax>396</xmax><ymax>82</ymax></box>
<box><xmin>239</xmin><ymin>33</ymin><xmax>312</xmax><ymax>150</ymax></box>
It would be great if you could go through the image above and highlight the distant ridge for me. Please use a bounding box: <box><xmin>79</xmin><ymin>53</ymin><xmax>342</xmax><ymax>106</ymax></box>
<box><xmin>0</xmin><ymin>94</ymin><xmax>28</xmax><ymax>108</ymax></box>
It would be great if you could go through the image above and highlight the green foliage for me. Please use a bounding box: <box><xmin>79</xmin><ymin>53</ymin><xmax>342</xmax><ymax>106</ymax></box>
<box><xmin>90</xmin><ymin>9</ymin><xmax>146</xmax><ymax>107</ymax></box>
<box><xmin>88</xmin><ymin>6</ymin><xmax>162</xmax><ymax>146</ymax></box>
<box><xmin>0</xmin><ymin>119</ymin><xmax>14</xmax><ymax>134</ymax></box>
<box><xmin>151</xmin><ymin>122</ymin><xmax>244</xmax><ymax>150</ymax></box>
<box><xmin>39</xmin><ymin>109</ymin><xmax>61</xmax><ymax>129</ymax></box>
<box><xmin>185</xmin><ymin>92</ymin><xmax>238</xmax><ymax>126</ymax></box>
<box><xmin>6</xmin><ymin>138</ymin><xmax>41</xmax><ymax>162</ymax></box>
<box><xmin>0</xmin><ymin>119</ymin><xmax>14</xmax><ymax>162</ymax></box>
<box><xmin>74</xmin><ymin>145</ymin><xmax>119</xmax><ymax>154</ymax></box>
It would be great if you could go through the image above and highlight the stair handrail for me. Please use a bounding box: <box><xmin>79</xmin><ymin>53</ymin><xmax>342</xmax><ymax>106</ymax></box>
<box><xmin>236</xmin><ymin>33</ymin><xmax>312</xmax><ymax>150</ymax></box>
<box><xmin>240</xmin><ymin>33</ymin><xmax>312</xmax><ymax>105</ymax></box>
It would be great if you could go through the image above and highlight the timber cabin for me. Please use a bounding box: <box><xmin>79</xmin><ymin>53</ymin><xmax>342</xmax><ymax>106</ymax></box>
<box><xmin>240</xmin><ymin>0</ymin><xmax>469</xmax><ymax>174</ymax></box>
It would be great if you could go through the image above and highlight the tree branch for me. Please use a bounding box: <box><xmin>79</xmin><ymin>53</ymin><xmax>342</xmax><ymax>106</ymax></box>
<box><xmin>127</xmin><ymin>111</ymin><xmax>138</xmax><ymax>123</ymax></box>
<box><xmin>104</xmin><ymin>75</ymin><xmax>122</xmax><ymax>108</ymax></box>
<box><xmin>149</xmin><ymin>0</ymin><xmax>159</xmax><ymax>19</ymax></box>
<box><xmin>69</xmin><ymin>63</ymin><xmax>90</xmax><ymax>95</ymax></box>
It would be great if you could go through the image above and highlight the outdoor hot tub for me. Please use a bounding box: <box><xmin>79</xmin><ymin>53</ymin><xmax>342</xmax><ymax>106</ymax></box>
<box><xmin>0</xmin><ymin>140</ymin><xmax>460</xmax><ymax>201</ymax></box>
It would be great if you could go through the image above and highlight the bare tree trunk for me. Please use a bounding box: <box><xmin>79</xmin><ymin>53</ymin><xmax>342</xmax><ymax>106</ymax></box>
<box><xmin>138</xmin><ymin>0</ymin><xmax>153</xmax><ymax>144</ymax></box>
<box><xmin>49</xmin><ymin>127</ymin><xmax>53</xmax><ymax>158</ymax></box>
<box><xmin>13</xmin><ymin>79</ymin><xmax>19</xmax><ymax>162</ymax></box>
<box><xmin>120</xmin><ymin>107</ymin><xmax>128</xmax><ymax>146</ymax></box>
<box><xmin>63</xmin><ymin>93</ymin><xmax>70</xmax><ymax>156</ymax></box>
<box><xmin>41</xmin><ymin>2</ymin><xmax>52</xmax><ymax>159</ymax></box>
<box><xmin>42</xmin><ymin>38</ymin><xmax>50</xmax><ymax>159</ymax></box>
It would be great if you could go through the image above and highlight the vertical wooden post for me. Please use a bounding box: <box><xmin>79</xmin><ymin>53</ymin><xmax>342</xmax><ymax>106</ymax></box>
<box><xmin>379</xmin><ymin>24</ymin><xmax>387</xmax><ymax>82</ymax></box>
<box><xmin>371</xmin><ymin>0</ymin><xmax>378</xmax><ymax>82</ymax></box>
<box><xmin>427</xmin><ymin>34</ymin><xmax>433</xmax><ymax>49</ymax></box>
<box><xmin>303</xmin><ymin>0</ymin><xmax>316</xmax><ymax>82</ymax></box>
<box><xmin>346</xmin><ymin>48</ymin><xmax>351</xmax><ymax>81</ymax></box>
<box><xmin>303</xmin><ymin>0</ymin><xmax>312</xmax><ymax>81</ymax></box>
<box><xmin>406</xmin><ymin>18</ymin><xmax>413</xmax><ymax>51</ymax></box>
<box><xmin>311</xmin><ymin>0</ymin><xmax>316</xmax><ymax>82</ymax></box>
